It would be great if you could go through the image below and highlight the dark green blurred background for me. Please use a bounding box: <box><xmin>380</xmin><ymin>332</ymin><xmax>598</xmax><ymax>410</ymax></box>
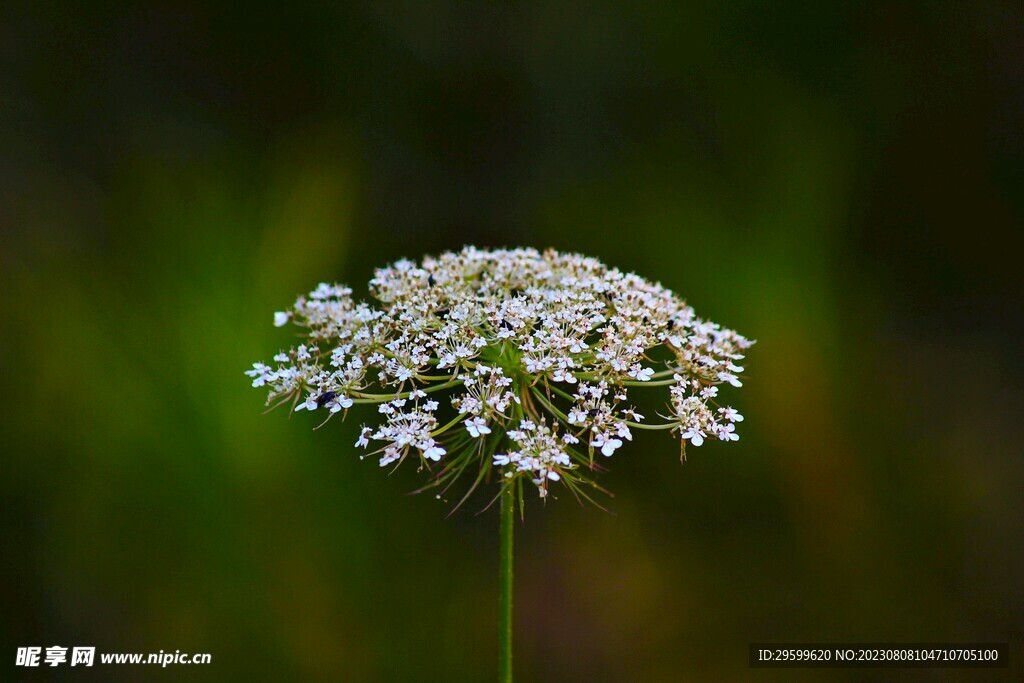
<box><xmin>3</xmin><ymin>2</ymin><xmax>1022</xmax><ymax>681</ymax></box>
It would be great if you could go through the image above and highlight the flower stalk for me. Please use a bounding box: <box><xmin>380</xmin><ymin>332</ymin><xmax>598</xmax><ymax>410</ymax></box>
<box><xmin>498</xmin><ymin>484</ymin><xmax>514</xmax><ymax>683</ymax></box>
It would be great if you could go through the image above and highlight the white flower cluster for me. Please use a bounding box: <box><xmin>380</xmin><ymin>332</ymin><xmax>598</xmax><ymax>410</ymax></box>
<box><xmin>494</xmin><ymin>420</ymin><xmax>575</xmax><ymax>499</ymax></box>
<box><xmin>248</xmin><ymin>247</ymin><xmax>752</xmax><ymax>503</ymax></box>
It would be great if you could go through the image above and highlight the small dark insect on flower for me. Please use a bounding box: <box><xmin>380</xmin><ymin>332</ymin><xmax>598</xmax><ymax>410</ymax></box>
<box><xmin>316</xmin><ymin>391</ymin><xmax>337</xmax><ymax>409</ymax></box>
<box><xmin>427</xmin><ymin>274</ymin><xmax>436</xmax><ymax>286</ymax></box>
<box><xmin>667</xmin><ymin>319</ymin><xmax>675</xmax><ymax>331</ymax></box>
<box><xmin>499</xmin><ymin>319</ymin><xmax>512</xmax><ymax>331</ymax></box>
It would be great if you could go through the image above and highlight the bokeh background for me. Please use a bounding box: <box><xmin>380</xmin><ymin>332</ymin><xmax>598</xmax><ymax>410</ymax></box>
<box><xmin>3</xmin><ymin>2</ymin><xmax>1023</xmax><ymax>681</ymax></box>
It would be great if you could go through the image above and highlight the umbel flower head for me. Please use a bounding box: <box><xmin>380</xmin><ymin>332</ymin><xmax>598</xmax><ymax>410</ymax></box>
<box><xmin>248</xmin><ymin>247</ymin><xmax>752</xmax><ymax>507</ymax></box>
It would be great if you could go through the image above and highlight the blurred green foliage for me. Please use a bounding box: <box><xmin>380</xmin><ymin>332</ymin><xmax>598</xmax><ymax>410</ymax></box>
<box><xmin>2</xmin><ymin>2</ymin><xmax>1022</xmax><ymax>681</ymax></box>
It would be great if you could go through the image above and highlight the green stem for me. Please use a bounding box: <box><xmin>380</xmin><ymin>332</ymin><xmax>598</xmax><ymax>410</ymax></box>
<box><xmin>498</xmin><ymin>485</ymin><xmax>514</xmax><ymax>683</ymax></box>
<box><xmin>349</xmin><ymin>379</ymin><xmax>463</xmax><ymax>403</ymax></box>
<box><xmin>626</xmin><ymin>420</ymin><xmax>679</xmax><ymax>431</ymax></box>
